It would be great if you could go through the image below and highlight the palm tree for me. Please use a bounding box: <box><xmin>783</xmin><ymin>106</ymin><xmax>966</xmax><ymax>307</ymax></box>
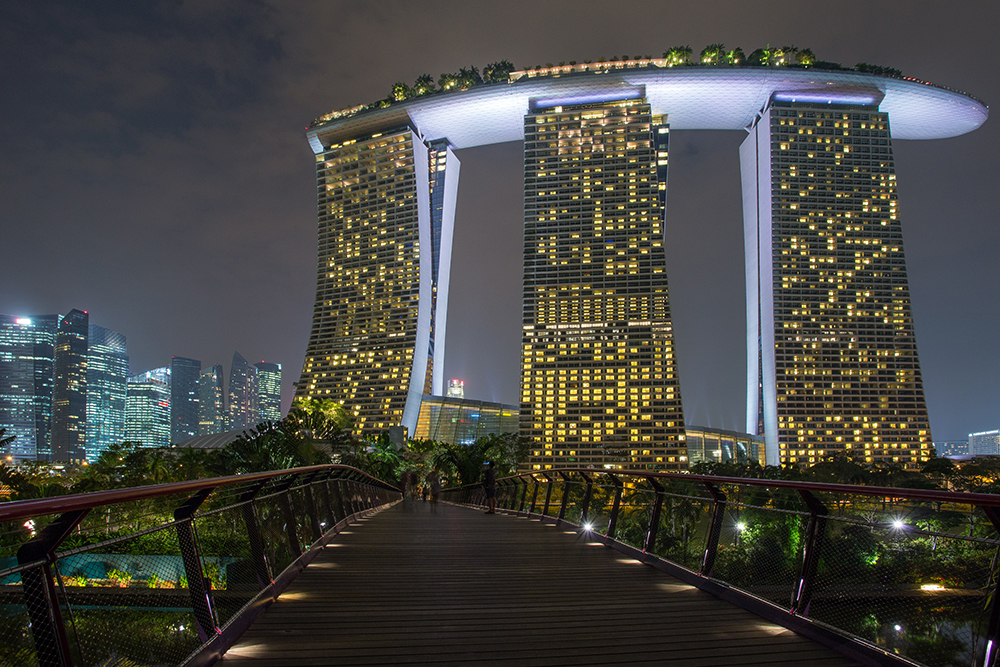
<box><xmin>412</xmin><ymin>74</ymin><xmax>434</xmax><ymax>96</ymax></box>
<box><xmin>700</xmin><ymin>44</ymin><xmax>726</xmax><ymax>65</ymax></box>
<box><xmin>796</xmin><ymin>48</ymin><xmax>816</xmax><ymax>66</ymax></box>
<box><xmin>438</xmin><ymin>72</ymin><xmax>459</xmax><ymax>91</ymax></box>
<box><xmin>390</xmin><ymin>81</ymin><xmax>411</xmax><ymax>101</ymax></box>
<box><xmin>482</xmin><ymin>60</ymin><xmax>515</xmax><ymax>83</ymax></box>
<box><xmin>663</xmin><ymin>46</ymin><xmax>692</xmax><ymax>67</ymax></box>
<box><xmin>726</xmin><ymin>47</ymin><xmax>745</xmax><ymax>65</ymax></box>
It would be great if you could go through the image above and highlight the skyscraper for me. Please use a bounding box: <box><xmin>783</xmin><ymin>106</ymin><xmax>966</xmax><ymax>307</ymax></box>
<box><xmin>228</xmin><ymin>351</ymin><xmax>258</xmax><ymax>432</ymax></box>
<box><xmin>125</xmin><ymin>366</ymin><xmax>170</xmax><ymax>447</ymax></box>
<box><xmin>198</xmin><ymin>364</ymin><xmax>227</xmax><ymax>435</ymax></box>
<box><xmin>85</xmin><ymin>325</ymin><xmax>128</xmax><ymax>461</ymax></box>
<box><xmin>170</xmin><ymin>356</ymin><xmax>201</xmax><ymax>444</ymax></box>
<box><xmin>295</xmin><ymin>127</ymin><xmax>458</xmax><ymax>434</ymax></box>
<box><xmin>0</xmin><ymin>314</ymin><xmax>59</xmax><ymax>462</ymax></box>
<box><xmin>519</xmin><ymin>97</ymin><xmax>686</xmax><ymax>470</ymax></box>
<box><xmin>254</xmin><ymin>361</ymin><xmax>282</xmax><ymax>422</ymax></box>
<box><xmin>742</xmin><ymin>100</ymin><xmax>932</xmax><ymax>468</ymax></box>
<box><xmin>51</xmin><ymin>309</ymin><xmax>89</xmax><ymax>462</ymax></box>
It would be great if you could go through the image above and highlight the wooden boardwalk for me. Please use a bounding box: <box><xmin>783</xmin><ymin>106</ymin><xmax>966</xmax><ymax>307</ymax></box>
<box><xmin>219</xmin><ymin>501</ymin><xmax>857</xmax><ymax>666</ymax></box>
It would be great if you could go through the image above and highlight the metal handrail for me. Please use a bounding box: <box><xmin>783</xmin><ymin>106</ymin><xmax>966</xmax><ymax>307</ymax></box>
<box><xmin>0</xmin><ymin>464</ymin><xmax>400</xmax><ymax>667</ymax></box>
<box><xmin>0</xmin><ymin>464</ymin><xmax>398</xmax><ymax>523</ymax></box>
<box><xmin>445</xmin><ymin>468</ymin><xmax>1000</xmax><ymax>667</ymax></box>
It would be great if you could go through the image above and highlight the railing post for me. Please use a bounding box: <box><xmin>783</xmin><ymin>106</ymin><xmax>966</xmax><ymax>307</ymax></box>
<box><xmin>240</xmin><ymin>480</ymin><xmax>272</xmax><ymax>589</ymax></box>
<box><xmin>301</xmin><ymin>472</ymin><xmax>323</xmax><ymax>542</ymax></box>
<box><xmin>580</xmin><ymin>472</ymin><xmax>593</xmax><ymax>525</ymax></box>
<box><xmin>980</xmin><ymin>506</ymin><xmax>1000</xmax><ymax>667</ymax></box>
<box><xmin>792</xmin><ymin>489</ymin><xmax>829</xmax><ymax>615</ymax></box>
<box><xmin>17</xmin><ymin>508</ymin><xmax>89</xmax><ymax>667</ymax></box>
<box><xmin>332</xmin><ymin>475</ymin><xmax>348</xmax><ymax>520</ymax></box>
<box><xmin>318</xmin><ymin>471</ymin><xmax>336</xmax><ymax>529</ymax></box>
<box><xmin>174</xmin><ymin>488</ymin><xmax>218</xmax><ymax>643</ymax></box>
<box><xmin>277</xmin><ymin>475</ymin><xmax>303</xmax><ymax>558</ymax></box>
<box><xmin>700</xmin><ymin>482</ymin><xmax>727</xmax><ymax>577</ymax></box>
<box><xmin>541</xmin><ymin>473</ymin><xmax>555</xmax><ymax>517</ymax></box>
<box><xmin>643</xmin><ymin>477</ymin><xmax>665</xmax><ymax>553</ymax></box>
<box><xmin>528</xmin><ymin>476</ymin><xmax>541</xmax><ymax>517</ymax></box>
<box><xmin>518</xmin><ymin>477</ymin><xmax>529</xmax><ymax>514</ymax></box>
<box><xmin>557</xmin><ymin>472</ymin><xmax>572</xmax><ymax>523</ymax></box>
<box><xmin>606</xmin><ymin>474</ymin><xmax>623</xmax><ymax>539</ymax></box>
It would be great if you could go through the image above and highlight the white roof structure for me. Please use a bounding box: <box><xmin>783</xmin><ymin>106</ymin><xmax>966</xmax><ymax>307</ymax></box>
<box><xmin>307</xmin><ymin>67</ymin><xmax>987</xmax><ymax>152</ymax></box>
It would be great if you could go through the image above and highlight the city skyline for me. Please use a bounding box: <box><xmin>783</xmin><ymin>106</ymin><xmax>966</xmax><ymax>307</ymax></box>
<box><xmin>1</xmin><ymin>2</ymin><xmax>997</xmax><ymax>442</ymax></box>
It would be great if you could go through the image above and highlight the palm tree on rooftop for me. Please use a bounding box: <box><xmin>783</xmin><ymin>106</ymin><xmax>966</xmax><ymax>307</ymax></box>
<box><xmin>663</xmin><ymin>46</ymin><xmax>692</xmax><ymax>67</ymax></box>
<box><xmin>700</xmin><ymin>44</ymin><xmax>726</xmax><ymax>65</ymax></box>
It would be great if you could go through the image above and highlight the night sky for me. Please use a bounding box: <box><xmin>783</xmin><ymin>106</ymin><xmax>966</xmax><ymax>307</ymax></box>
<box><xmin>1</xmin><ymin>1</ymin><xmax>996</xmax><ymax>442</ymax></box>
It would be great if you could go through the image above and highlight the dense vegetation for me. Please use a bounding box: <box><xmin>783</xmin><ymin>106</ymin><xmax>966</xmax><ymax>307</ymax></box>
<box><xmin>0</xmin><ymin>402</ymin><xmax>529</xmax><ymax>500</ymax></box>
<box><xmin>311</xmin><ymin>45</ymin><xmax>905</xmax><ymax>126</ymax></box>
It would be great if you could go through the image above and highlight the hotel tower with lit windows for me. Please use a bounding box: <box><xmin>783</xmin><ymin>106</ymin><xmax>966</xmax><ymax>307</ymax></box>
<box><xmin>743</xmin><ymin>100</ymin><xmax>931</xmax><ymax>468</ymax></box>
<box><xmin>298</xmin><ymin>62</ymin><xmax>986</xmax><ymax>470</ymax></box>
<box><xmin>520</xmin><ymin>98</ymin><xmax>685</xmax><ymax>470</ymax></box>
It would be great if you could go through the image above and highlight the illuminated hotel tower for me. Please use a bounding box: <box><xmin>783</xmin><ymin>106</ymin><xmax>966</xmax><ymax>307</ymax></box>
<box><xmin>743</xmin><ymin>99</ymin><xmax>931</xmax><ymax>468</ymax></box>
<box><xmin>521</xmin><ymin>97</ymin><xmax>686</xmax><ymax>471</ymax></box>
<box><xmin>296</xmin><ymin>128</ymin><xmax>458</xmax><ymax>434</ymax></box>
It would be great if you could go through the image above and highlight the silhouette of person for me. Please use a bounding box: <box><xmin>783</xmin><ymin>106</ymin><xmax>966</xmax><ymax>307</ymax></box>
<box><xmin>483</xmin><ymin>461</ymin><xmax>497</xmax><ymax>514</ymax></box>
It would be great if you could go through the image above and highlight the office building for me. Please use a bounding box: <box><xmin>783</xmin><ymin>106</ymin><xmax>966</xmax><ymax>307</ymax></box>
<box><xmin>743</xmin><ymin>101</ymin><xmax>932</xmax><ymax>469</ymax></box>
<box><xmin>198</xmin><ymin>364</ymin><xmax>227</xmax><ymax>436</ymax></box>
<box><xmin>414</xmin><ymin>396</ymin><xmax>519</xmax><ymax>446</ymax></box>
<box><xmin>520</xmin><ymin>98</ymin><xmax>685</xmax><ymax>470</ymax></box>
<box><xmin>229</xmin><ymin>351</ymin><xmax>258</xmax><ymax>432</ymax></box>
<box><xmin>685</xmin><ymin>426</ymin><xmax>765</xmax><ymax>467</ymax></box>
<box><xmin>51</xmin><ymin>309</ymin><xmax>89</xmax><ymax>462</ymax></box>
<box><xmin>0</xmin><ymin>314</ymin><xmax>59</xmax><ymax>462</ymax></box>
<box><xmin>85</xmin><ymin>325</ymin><xmax>128</xmax><ymax>461</ymax></box>
<box><xmin>969</xmin><ymin>430</ymin><xmax>1000</xmax><ymax>457</ymax></box>
<box><xmin>255</xmin><ymin>361</ymin><xmax>282</xmax><ymax>422</ymax></box>
<box><xmin>170</xmin><ymin>356</ymin><xmax>201</xmax><ymax>444</ymax></box>
<box><xmin>125</xmin><ymin>366</ymin><xmax>171</xmax><ymax>447</ymax></box>
<box><xmin>295</xmin><ymin>127</ymin><xmax>459</xmax><ymax>435</ymax></box>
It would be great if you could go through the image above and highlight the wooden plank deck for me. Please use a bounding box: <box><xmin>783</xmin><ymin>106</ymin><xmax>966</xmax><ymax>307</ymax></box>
<box><xmin>219</xmin><ymin>501</ymin><xmax>857</xmax><ymax>666</ymax></box>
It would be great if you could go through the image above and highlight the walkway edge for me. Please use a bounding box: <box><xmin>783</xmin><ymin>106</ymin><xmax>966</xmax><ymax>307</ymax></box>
<box><xmin>181</xmin><ymin>501</ymin><xmax>396</xmax><ymax>667</ymax></box>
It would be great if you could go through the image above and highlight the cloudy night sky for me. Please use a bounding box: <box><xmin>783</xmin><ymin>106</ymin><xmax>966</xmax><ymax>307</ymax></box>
<box><xmin>1</xmin><ymin>1</ymin><xmax>996</xmax><ymax>442</ymax></box>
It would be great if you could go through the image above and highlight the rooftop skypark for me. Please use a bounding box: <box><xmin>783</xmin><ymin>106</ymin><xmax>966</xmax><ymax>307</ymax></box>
<box><xmin>309</xmin><ymin>44</ymin><xmax>948</xmax><ymax>128</ymax></box>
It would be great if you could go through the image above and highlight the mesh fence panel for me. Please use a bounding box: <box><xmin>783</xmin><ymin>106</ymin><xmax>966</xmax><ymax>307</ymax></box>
<box><xmin>55</xmin><ymin>529</ymin><xmax>201</xmax><ymax>667</ymax></box>
<box><xmin>648</xmin><ymin>480</ymin><xmax>716</xmax><ymax>571</ymax></box>
<box><xmin>0</xmin><ymin>561</ymin><xmax>42</xmax><ymax>666</ymax></box>
<box><xmin>193</xmin><ymin>504</ymin><xmax>259</xmax><ymax>629</ymax></box>
<box><xmin>807</xmin><ymin>502</ymin><xmax>997</xmax><ymax>667</ymax></box>
<box><xmin>254</xmin><ymin>494</ymin><xmax>295</xmax><ymax>575</ymax></box>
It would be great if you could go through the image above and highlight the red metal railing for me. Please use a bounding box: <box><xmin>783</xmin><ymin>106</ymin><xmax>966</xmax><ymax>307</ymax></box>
<box><xmin>0</xmin><ymin>465</ymin><xmax>399</xmax><ymax>667</ymax></box>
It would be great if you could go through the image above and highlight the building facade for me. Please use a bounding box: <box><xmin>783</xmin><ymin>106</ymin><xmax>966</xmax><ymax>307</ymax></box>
<box><xmin>519</xmin><ymin>97</ymin><xmax>686</xmax><ymax>471</ymax></box>
<box><xmin>685</xmin><ymin>426</ymin><xmax>765</xmax><ymax>468</ymax></box>
<box><xmin>170</xmin><ymin>356</ymin><xmax>201</xmax><ymax>444</ymax></box>
<box><xmin>51</xmin><ymin>309</ymin><xmax>89</xmax><ymax>462</ymax></box>
<box><xmin>743</xmin><ymin>100</ymin><xmax>932</xmax><ymax>469</ymax></box>
<box><xmin>295</xmin><ymin>127</ymin><xmax>459</xmax><ymax>435</ymax></box>
<box><xmin>126</xmin><ymin>366</ymin><xmax>171</xmax><ymax>448</ymax></box>
<box><xmin>969</xmin><ymin>430</ymin><xmax>1000</xmax><ymax>457</ymax></box>
<box><xmin>198</xmin><ymin>364</ymin><xmax>227</xmax><ymax>436</ymax></box>
<box><xmin>300</xmin><ymin>66</ymin><xmax>985</xmax><ymax>471</ymax></box>
<box><xmin>255</xmin><ymin>361</ymin><xmax>282</xmax><ymax>422</ymax></box>
<box><xmin>414</xmin><ymin>396</ymin><xmax>519</xmax><ymax>446</ymax></box>
<box><xmin>0</xmin><ymin>314</ymin><xmax>59</xmax><ymax>462</ymax></box>
<box><xmin>85</xmin><ymin>325</ymin><xmax>128</xmax><ymax>460</ymax></box>
<box><xmin>228</xmin><ymin>351</ymin><xmax>258</xmax><ymax>432</ymax></box>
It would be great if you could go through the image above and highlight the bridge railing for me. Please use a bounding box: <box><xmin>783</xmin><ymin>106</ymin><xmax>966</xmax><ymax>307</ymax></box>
<box><xmin>0</xmin><ymin>465</ymin><xmax>399</xmax><ymax>667</ymax></box>
<box><xmin>444</xmin><ymin>470</ymin><xmax>1000</xmax><ymax>667</ymax></box>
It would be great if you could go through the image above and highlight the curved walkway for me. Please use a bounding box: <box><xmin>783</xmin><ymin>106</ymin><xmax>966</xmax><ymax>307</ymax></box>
<box><xmin>219</xmin><ymin>501</ymin><xmax>856</xmax><ymax>666</ymax></box>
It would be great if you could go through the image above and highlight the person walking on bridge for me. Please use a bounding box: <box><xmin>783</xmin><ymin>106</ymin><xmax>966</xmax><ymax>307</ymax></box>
<box><xmin>483</xmin><ymin>461</ymin><xmax>497</xmax><ymax>514</ymax></box>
